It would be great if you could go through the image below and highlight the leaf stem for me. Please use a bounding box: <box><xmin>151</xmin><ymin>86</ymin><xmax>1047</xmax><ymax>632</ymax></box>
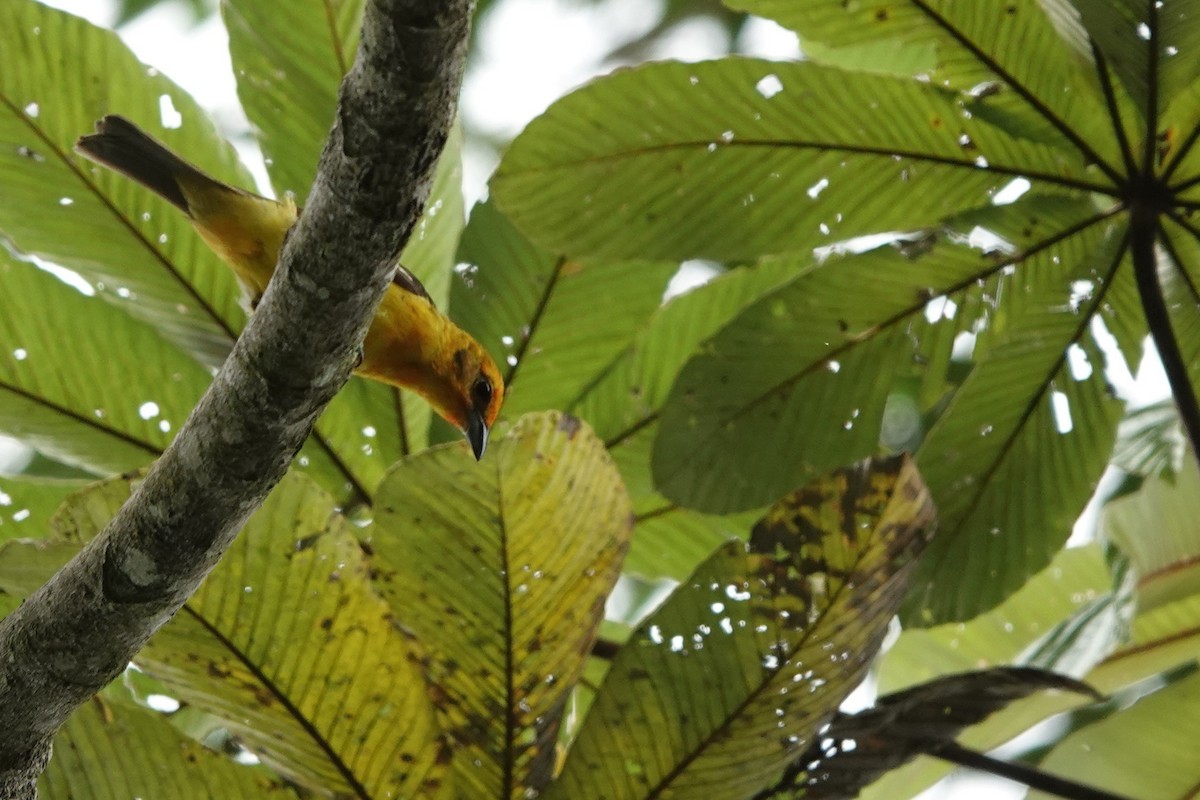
<box><xmin>1128</xmin><ymin>191</ymin><xmax>1200</xmax><ymax>464</ymax></box>
<box><xmin>930</xmin><ymin>741</ymin><xmax>1133</xmax><ymax>800</ymax></box>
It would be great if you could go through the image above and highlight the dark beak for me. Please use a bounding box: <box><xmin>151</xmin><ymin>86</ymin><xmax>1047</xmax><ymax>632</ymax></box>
<box><xmin>466</xmin><ymin>408</ymin><xmax>489</xmax><ymax>461</ymax></box>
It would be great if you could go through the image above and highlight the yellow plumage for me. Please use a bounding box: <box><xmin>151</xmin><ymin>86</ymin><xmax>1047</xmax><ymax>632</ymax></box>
<box><xmin>77</xmin><ymin>115</ymin><xmax>503</xmax><ymax>458</ymax></box>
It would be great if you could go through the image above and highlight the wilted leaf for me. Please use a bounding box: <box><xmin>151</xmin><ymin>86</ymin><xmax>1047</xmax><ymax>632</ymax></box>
<box><xmin>765</xmin><ymin>667</ymin><xmax>1098</xmax><ymax>799</ymax></box>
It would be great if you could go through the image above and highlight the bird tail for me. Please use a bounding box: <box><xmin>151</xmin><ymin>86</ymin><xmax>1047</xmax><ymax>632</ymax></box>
<box><xmin>75</xmin><ymin>115</ymin><xmax>215</xmax><ymax>215</ymax></box>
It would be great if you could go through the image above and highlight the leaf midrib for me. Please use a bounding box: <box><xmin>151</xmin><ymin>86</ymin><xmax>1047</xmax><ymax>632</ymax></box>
<box><xmin>178</xmin><ymin>603</ymin><xmax>373</xmax><ymax>800</ymax></box>
<box><xmin>502</xmin><ymin>138</ymin><xmax>1114</xmax><ymax>197</ymax></box>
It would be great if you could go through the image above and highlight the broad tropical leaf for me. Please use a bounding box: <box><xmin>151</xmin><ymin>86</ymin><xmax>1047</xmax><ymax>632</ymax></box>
<box><xmin>546</xmin><ymin>454</ymin><xmax>935</xmax><ymax>800</ymax></box>
<box><xmin>222</xmin><ymin>0</ymin><xmax>362</xmax><ymax>203</ymax></box>
<box><xmin>863</xmin><ymin>544</ymin><xmax>1118</xmax><ymax>799</ymax></box>
<box><xmin>1087</xmin><ymin>466</ymin><xmax>1200</xmax><ymax>691</ymax></box>
<box><xmin>0</xmin><ymin>250</ymin><xmax>361</xmax><ymax>503</ymax></box>
<box><xmin>28</xmin><ymin>472</ymin><xmax>450</xmax><ymax>799</ymax></box>
<box><xmin>371</xmin><ymin>411</ymin><xmax>632</xmax><ymax>799</ymax></box>
<box><xmin>452</xmin><ymin>202</ymin><xmax>676</xmax><ymax>422</ymax></box>
<box><xmin>1103</xmin><ymin>455</ymin><xmax>1200</xmax><ymax>611</ymax></box>
<box><xmin>652</xmin><ymin>200</ymin><xmax>1126</xmax><ymax>623</ymax></box>
<box><xmin>651</xmin><ymin>241</ymin><xmax>986</xmax><ymax>513</ymax></box>
<box><xmin>489</xmin><ymin>0</ymin><xmax>1200</xmax><ymax>632</ymax></box>
<box><xmin>0</xmin><ymin>0</ymin><xmax>250</xmax><ymax>364</ymax></box>
<box><xmin>1030</xmin><ymin>671</ymin><xmax>1200</xmax><ymax>800</ymax></box>
<box><xmin>904</xmin><ymin>225</ymin><xmax>1127</xmax><ymax>623</ymax></box>
<box><xmin>878</xmin><ymin>544</ymin><xmax>1117</xmax><ymax>694</ymax></box>
<box><xmin>491</xmin><ymin>58</ymin><xmax>1095</xmax><ymax>262</ymax></box>
<box><xmin>42</xmin><ymin>684</ymin><xmax>298</xmax><ymax>800</ymax></box>
<box><xmin>726</xmin><ymin>0</ymin><xmax>1130</xmax><ymax>168</ymax></box>
<box><xmin>572</xmin><ymin>258</ymin><xmax>796</xmax><ymax>581</ymax></box>
<box><xmin>0</xmin><ymin>254</ymin><xmax>207</xmax><ymax>474</ymax></box>
<box><xmin>0</xmin><ymin>474</ymin><xmax>90</xmax><ymax>543</ymax></box>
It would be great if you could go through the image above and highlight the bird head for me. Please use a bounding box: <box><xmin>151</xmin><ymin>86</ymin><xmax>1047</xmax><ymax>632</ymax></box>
<box><xmin>428</xmin><ymin>339</ymin><xmax>506</xmax><ymax>460</ymax></box>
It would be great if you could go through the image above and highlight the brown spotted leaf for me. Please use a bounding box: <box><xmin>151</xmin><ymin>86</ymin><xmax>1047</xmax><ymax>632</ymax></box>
<box><xmin>370</xmin><ymin>410</ymin><xmax>633</xmax><ymax>799</ymax></box>
<box><xmin>545</xmin><ymin>454</ymin><xmax>935</xmax><ymax>800</ymax></box>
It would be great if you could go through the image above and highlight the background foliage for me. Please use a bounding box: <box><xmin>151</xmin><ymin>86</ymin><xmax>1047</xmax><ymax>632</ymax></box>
<box><xmin>3</xmin><ymin>0</ymin><xmax>1200</xmax><ymax>797</ymax></box>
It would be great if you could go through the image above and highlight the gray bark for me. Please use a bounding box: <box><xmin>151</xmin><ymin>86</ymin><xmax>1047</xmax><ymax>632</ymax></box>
<box><xmin>0</xmin><ymin>1</ymin><xmax>473</xmax><ymax>795</ymax></box>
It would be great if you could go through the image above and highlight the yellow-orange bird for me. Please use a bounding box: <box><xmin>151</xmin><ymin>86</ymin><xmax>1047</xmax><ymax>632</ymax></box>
<box><xmin>77</xmin><ymin>115</ymin><xmax>503</xmax><ymax>458</ymax></box>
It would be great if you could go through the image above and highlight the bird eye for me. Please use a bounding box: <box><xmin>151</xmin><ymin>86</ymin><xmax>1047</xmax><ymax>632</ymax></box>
<box><xmin>472</xmin><ymin>376</ymin><xmax>493</xmax><ymax>409</ymax></box>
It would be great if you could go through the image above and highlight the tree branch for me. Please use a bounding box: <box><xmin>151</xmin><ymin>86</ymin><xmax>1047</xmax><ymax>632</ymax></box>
<box><xmin>0</xmin><ymin>2</ymin><xmax>473</xmax><ymax>796</ymax></box>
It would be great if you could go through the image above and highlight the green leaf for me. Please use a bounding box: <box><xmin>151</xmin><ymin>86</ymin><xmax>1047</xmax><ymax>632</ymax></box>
<box><xmin>33</xmin><ymin>472</ymin><xmax>449</xmax><ymax>798</ymax></box>
<box><xmin>626</xmin><ymin>502</ymin><xmax>761</xmax><ymax>583</ymax></box>
<box><xmin>558</xmin><ymin>255</ymin><xmax>795</xmax><ymax>582</ymax></box>
<box><xmin>605</xmin><ymin>420</ymin><xmax>763</xmax><ymax>582</ymax></box>
<box><xmin>222</xmin><ymin>0</ymin><xmax>362</xmax><ymax>202</ymax></box>
<box><xmin>1158</xmin><ymin>3</ymin><xmax>1200</xmax><ymax>127</ymax></box>
<box><xmin>573</xmin><ymin>259</ymin><xmax>796</xmax><ymax>444</ymax></box>
<box><xmin>864</xmin><ymin>544</ymin><xmax>1116</xmax><ymax>799</ymax></box>
<box><xmin>0</xmin><ymin>474</ymin><xmax>90</xmax><ymax>543</ymax></box>
<box><xmin>726</xmin><ymin>1</ymin><xmax>1126</xmax><ymax>173</ymax></box>
<box><xmin>651</xmin><ymin>243</ymin><xmax>949</xmax><ymax>514</ymax></box>
<box><xmin>453</xmin><ymin>202</ymin><xmax>675</xmax><ymax>420</ymax></box>
<box><xmin>1065</xmin><ymin>1</ymin><xmax>1150</xmax><ymax>116</ymax></box>
<box><xmin>1089</xmin><ymin>593</ymin><xmax>1200</xmax><ymax>691</ymax></box>
<box><xmin>0</xmin><ymin>0</ymin><xmax>251</xmax><ymax>365</ymax></box>
<box><xmin>1083</xmin><ymin>460</ymin><xmax>1200</xmax><ymax>692</ymax></box>
<box><xmin>0</xmin><ymin>254</ymin><xmax>208</xmax><ymax>474</ymax></box>
<box><xmin>905</xmin><ymin>215</ymin><xmax>1127</xmax><ymax>623</ymax></box>
<box><xmin>547</xmin><ymin>454</ymin><xmax>935</xmax><ymax>800</ymax></box>
<box><xmin>878</xmin><ymin>544</ymin><xmax>1115</xmax><ymax>693</ymax></box>
<box><xmin>1103</xmin><ymin>455</ymin><xmax>1200</xmax><ymax>612</ymax></box>
<box><xmin>371</xmin><ymin>411</ymin><xmax>632</xmax><ymax>799</ymax></box>
<box><xmin>1112</xmin><ymin>400</ymin><xmax>1185</xmax><ymax>479</ymax></box>
<box><xmin>492</xmin><ymin>58</ymin><xmax>1087</xmax><ymax>262</ymax></box>
<box><xmin>222</xmin><ymin>0</ymin><xmax>466</xmax><ymax>296</ymax></box>
<box><xmin>43</xmin><ymin>684</ymin><xmax>297</xmax><ymax>800</ymax></box>
<box><xmin>1030</xmin><ymin>671</ymin><xmax>1200</xmax><ymax>800</ymax></box>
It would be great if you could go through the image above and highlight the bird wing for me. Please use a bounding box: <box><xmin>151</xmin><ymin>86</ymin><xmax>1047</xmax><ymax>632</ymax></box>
<box><xmin>392</xmin><ymin>264</ymin><xmax>433</xmax><ymax>306</ymax></box>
